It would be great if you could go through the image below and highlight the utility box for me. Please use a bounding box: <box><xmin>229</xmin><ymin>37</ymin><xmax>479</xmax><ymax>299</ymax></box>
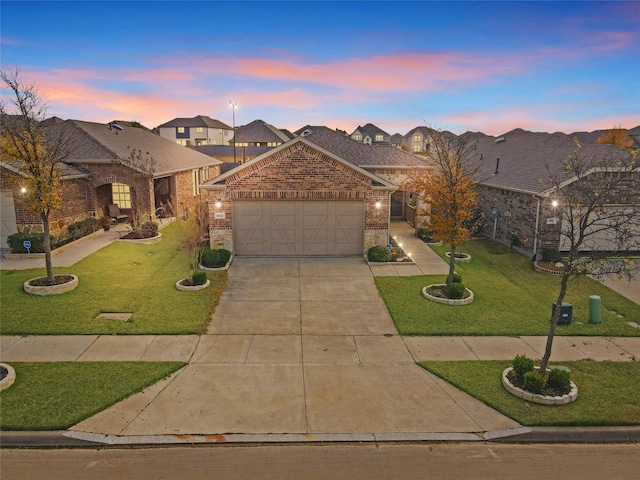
<box><xmin>589</xmin><ymin>295</ymin><xmax>601</xmax><ymax>324</ymax></box>
<box><xmin>553</xmin><ymin>302</ymin><xmax>573</xmax><ymax>326</ymax></box>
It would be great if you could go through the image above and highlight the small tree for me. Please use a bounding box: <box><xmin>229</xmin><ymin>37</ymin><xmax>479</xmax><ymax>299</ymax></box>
<box><xmin>407</xmin><ymin>129</ymin><xmax>481</xmax><ymax>286</ymax></box>
<box><xmin>597</xmin><ymin>126</ymin><xmax>636</xmax><ymax>153</ymax></box>
<box><xmin>124</xmin><ymin>146</ymin><xmax>156</xmax><ymax>228</ymax></box>
<box><xmin>0</xmin><ymin>69</ymin><xmax>74</xmax><ymax>285</ymax></box>
<box><xmin>539</xmin><ymin>140</ymin><xmax>639</xmax><ymax>372</ymax></box>
<box><xmin>176</xmin><ymin>202</ymin><xmax>209</xmax><ymax>276</ymax></box>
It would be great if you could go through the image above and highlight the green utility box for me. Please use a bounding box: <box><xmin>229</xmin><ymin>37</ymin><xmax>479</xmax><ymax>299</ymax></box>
<box><xmin>553</xmin><ymin>302</ymin><xmax>573</xmax><ymax>326</ymax></box>
<box><xmin>589</xmin><ymin>295</ymin><xmax>601</xmax><ymax>324</ymax></box>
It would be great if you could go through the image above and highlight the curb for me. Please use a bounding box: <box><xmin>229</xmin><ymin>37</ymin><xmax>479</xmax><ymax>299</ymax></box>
<box><xmin>2</xmin><ymin>426</ymin><xmax>639</xmax><ymax>448</ymax></box>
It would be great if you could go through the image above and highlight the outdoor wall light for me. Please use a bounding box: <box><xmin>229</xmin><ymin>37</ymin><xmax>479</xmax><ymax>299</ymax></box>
<box><xmin>375</xmin><ymin>201</ymin><xmax>382</xmax><ymax>209</ymax></box>
<box><xmin>20</xmin><ymin>187</ymin><xmax>26</xmax><ymax>194</ymax></box>
<box><xmin>215</xmin><ymin>199</ymin><xmax>222</xmax><ymax>208</ymax></box>
<box><xmin>552</xmin><ymin>200</ymin><xmax>558</xmax><ymax>208</ymax></box>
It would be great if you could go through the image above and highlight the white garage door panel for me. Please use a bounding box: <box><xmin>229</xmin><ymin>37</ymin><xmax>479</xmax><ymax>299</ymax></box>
<box><xmin>234</xmin><ymin>201</ymin><xmax>363</xmax><ymax>256</ymax></box>
<box><xmin>1</xmin><ymin>190</ymin><xmax>18</xmax><ymax>249</ymax></box>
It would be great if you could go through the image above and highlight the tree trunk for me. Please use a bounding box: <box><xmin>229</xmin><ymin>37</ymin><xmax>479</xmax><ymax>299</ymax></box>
<box><xmin>41</xmin><ymin>210</ymin><xmax>54</xmax><ymax>285</ymax></box>
<box><xmin>446</xmin><ymin>243</ymin><xmax>457</xmax><ymax>286</ymax></box>
<box><xmin>539</xmin><ymin>272</ymin><xmax>570</xmax><ymax>371</ymax></box>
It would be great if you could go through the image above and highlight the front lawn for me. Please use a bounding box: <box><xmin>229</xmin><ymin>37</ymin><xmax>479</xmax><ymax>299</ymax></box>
<box><xmin>0</xmin><ymin>362</ymin><xmax>185</xmax><ymax>430</ymax></box>
<box><xmin>376</xmin><ymin>239</ymin><xmax>639</xmax><ymax>336</ymax></box>
<box><xmin>0</xmin><ymin>223</ymin><xmax>226</xmax><ymax>335</ymax></box>
<box><xmin>421</xmin><ymin>360</ymin><xmax>640</xmax><ymax>426</ymax></box>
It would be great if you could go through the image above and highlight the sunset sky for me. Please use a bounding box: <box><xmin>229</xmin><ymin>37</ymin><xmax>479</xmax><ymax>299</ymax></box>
<box><xmin>1</xmin><ymin>1</ymin><xmax>638</xmax><ymax>136</ymax></box>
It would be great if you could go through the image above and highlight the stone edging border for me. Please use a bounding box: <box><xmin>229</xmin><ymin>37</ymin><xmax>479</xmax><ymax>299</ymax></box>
<box><xmin>363</xmin><ymin>254</ymin><xmax>416</xmax><ymax>266</ymax></box>
<box><xmin>199</xmin><ymin>255</ymin><xmax>234</xmax><ymax>271</ymax></box>
<box><xmin>23</xmin><ymin>275</ymin><xmax>79</xmax><ymax>296</ymax></box>
<box><xmin>422</xmin><ymin>284</ymin><xmax>474</xmax><ymax>305</ymax></box>
<box><xmin>533</xmin><ymin>261</ymin><xmax>564</xmax><ymax>275</ymax></box>
<box><xmin>175</xmin><ymin>279</ymin><xmax>211</xmax><ymax>291</ymax></box>
<box><xmin>117</xmin><ymin>233</ymin><xmax>162</xmax><ymax>244</ymax></box>
<box><xmin>502</xmin><ymin>367</ymin><xmax>578</xmax><ymax>405</ymax></box>
<box><xmin>445</xmin><ymin>252</ymin><xmax>471</xmax><ymax>262</ymax></box>
<box><xmin>0</xmin><ymin>363</ymin><xmax>16</xmax><ymax>391</ymax></box>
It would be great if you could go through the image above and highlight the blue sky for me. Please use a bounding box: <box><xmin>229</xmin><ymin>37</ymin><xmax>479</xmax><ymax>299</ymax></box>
<box><xmin>1</xmin><ymin>1</ymin><xmax>638</xmax><ymax>135</ymax></box>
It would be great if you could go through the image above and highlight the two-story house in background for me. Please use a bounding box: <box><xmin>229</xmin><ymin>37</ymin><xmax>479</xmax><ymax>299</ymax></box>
<box><xmin>157</xmin><ymin>115</ymin><xmax>233</xmax><ymax>146</ymax></box>
<box><xmin>349</xmin><ymin>123</ymin><xmax>390</xmax><ymax>145</ymax></box>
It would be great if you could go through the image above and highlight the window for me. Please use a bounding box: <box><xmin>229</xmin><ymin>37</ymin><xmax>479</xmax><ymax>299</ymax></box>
<box><xmin>375</xmin><ymin>134</ymin><xmax>384</xmax><ymax>142</ymax></box>
<box><xmin>192</xmin><ymin>169</ymin><xmax>201</xmax><ymax>196</ymax></box>
<box><xmin>112</xmin><ymin>183</ymin><xmax>131</xmax><ymax>209</ymax></box>
<box><xmin>176</xmin><ymin>139</ymin><xmax>187</xmax><ymax>146</ymax></box>
<box><xmin>413</xmin><ymin>135</ymin><xmax>421</xmax><ymax>142</ymax></box>
<box><xmin>267</xmin><ymin>142</ymin><xmax>281</xmax><ymax>147</ymax></box>
<box><xmin>177</xmin><ymin>127</ymin><xmax>185</xmax><ymax>134</ymax></box>
<box><xmin>413</xmin><ymin>144</ymin><xmax>422</xmax><ymax>152</ymax></box>
<box><xmin>196</xmin><ymin>127</ymin><xmax>204</xmax><ymax>133</ymax></box>
<box><xmin>352</xmin><ymin>133</ymin><xmax>362</xmax><ymax>141</ymax></box>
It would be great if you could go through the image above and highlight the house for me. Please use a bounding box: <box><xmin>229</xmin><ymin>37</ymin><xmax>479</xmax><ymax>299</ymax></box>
<box><xmin>202</xmin><ymin>125</ymin><xmax>428</xmax><ymax>256</ymax></box>
<box><xmin>349</xmin><ymin>123</ymin><xmax>390</xmax><ymax>145</ymax></box>
<box><xmin>1</xmin><ymin>119</ymin><xmax>222</xmax><ymax>248</ymax></box>
<box><xmin>402</xmin><ymin>126</ymin><xmax>434</xmax><ymax>154</ymax></box>
<box><xmin>230</xmin><ymin>119</ymin><xmax>294</xmax><ymax>147</ymax></box>
<box><xmin>157</xmin><ymin>115</ymin><xmax>233</xmax><ymax>146</ymax></box>
<box><xmin>466</xmin><ymin>128</ymin><xmax>638</xmax><ymax>256</ymax></box>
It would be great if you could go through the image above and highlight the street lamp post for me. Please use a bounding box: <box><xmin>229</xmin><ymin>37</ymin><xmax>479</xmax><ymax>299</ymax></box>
<box><xmin>229</xmin><ymin>100</ymin><xmax>237</xmax><ymax>163</ymax></box>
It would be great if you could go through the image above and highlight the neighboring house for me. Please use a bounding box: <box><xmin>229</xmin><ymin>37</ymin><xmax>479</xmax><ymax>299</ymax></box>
<box><xmin>390</xmin><ymin>133</ymin><xmax>404</xmax><ymax>147</ymax></box>
<box><xmin>230</xmin><ymin>119</ymin><xmax>294</xmax><ymax>147</ymax></box>
<box><xmin>0</xmin><ymin>119</ymin><xmax>222</xmax><ymax>248</ymax></box>
<box><xmin>202</xmin><ymin>126</ymin><xmax>428</xmax><ymax>257</ymax></box>
<box><xmin>466</xmin><ymin>128</ymin><xmax>638</xmax><ymax>256</ymax></box>
<box><xmin>157</xmin><ymin>115</ymin><xmax>233</xmax><ymax>146</ymax></box>
<box><xmin>195</xmin><ymin>145</ymin><xmax>273</xmax><ymax>164</ymax></box>
<box><xmin>349</xmin><ymin>123</ymin><xmax>390</xmax><ymax>145</ymax></box>
<box><xmin>402</xmin><ymin>126</ymin><xmax>434</xmax><ymax>154</ymax></box>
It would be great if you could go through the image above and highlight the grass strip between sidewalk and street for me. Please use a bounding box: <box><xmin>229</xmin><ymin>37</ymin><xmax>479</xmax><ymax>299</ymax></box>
<box><xmin>0</xmin><ymin>223</ymin><xmax>226</xmax><ymax>335</ymax></box>
<box><xmin>0</xmin><ymin>362</ymin><xmax>185</xmax><ymax>430</ymax></box>
<box><xmin>421</xmin><ymin>360</ymin><xmax>640</xmax><ymax>426</ymax></box>
<box><xmin>376</xmin><ymin>239</ymin><xmax>640</xmax><ymax>336</ymax></box>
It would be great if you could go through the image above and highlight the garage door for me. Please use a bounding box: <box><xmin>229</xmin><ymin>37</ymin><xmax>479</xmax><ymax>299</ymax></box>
<box><xmin>1</xmin><ymin>189</ymin><xmax>18</xmax><ymax>250</ymax></box>
<box><xmin>234</xmin><ymin>200</ymin><xmax>364</xmax><ymax>256</ymax></box>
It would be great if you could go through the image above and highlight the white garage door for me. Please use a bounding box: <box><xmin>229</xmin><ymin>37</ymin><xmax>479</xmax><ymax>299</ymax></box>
<box><xmin>1</xmin><ymin>189</ymin><xmax>18</xmax><ymax>250</ymax></box>
<box><xmin>234</xmin><ymin>200</ymin><xmax>364</xmax><ymax>256</ymax></box>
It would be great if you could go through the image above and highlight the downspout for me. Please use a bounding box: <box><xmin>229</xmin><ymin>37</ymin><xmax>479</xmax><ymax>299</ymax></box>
<box><xmin>533</xmin><ymin>195</ymin><xmax>541</xmax><ymax>257</ymax></box>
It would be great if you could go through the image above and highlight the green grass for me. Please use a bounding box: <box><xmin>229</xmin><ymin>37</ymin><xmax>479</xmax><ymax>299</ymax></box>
<box><xmin>0</xmin><ymin>223</ymin><xmax>226</xmax><ymax>335</ymax></box>
<box><xmin>0</xmin><ymin>362</ymin><xmax>185</xmax><ymax>430</ymax></box>
<box><xmin>376</xmin><ymin>239</ymin><xmax>640</xmax><ymax>336</ymax></box>
<box><xmin>421</xmin><ymin>360</ymin><xmax>640</xmax><ymax>426</ymax></box>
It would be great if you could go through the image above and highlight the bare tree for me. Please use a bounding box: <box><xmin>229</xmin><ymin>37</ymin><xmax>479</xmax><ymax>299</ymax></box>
<box><xmin>124</xmin><ymin>146</ymin><xmax>156</xmax><ymax>228</ymax></box>
<box><xmin>407</xmin><ymin>129</ymin><xmax>481</xmax><ymax>287</ymax></box>
<box><xmin>539</xmin><ymin>141</ymin><xmax>639</xmax><ymax>371</ymax></box>
<box><xmin>0</xmin><ymin>69</ymin><xmax>73</xmax><ymax>284</ymax></box>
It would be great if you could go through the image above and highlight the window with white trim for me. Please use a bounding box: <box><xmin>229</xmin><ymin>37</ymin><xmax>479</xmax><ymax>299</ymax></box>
<box><xmin>176</xmin><ymin>139</ymin><xmax>187</xmax><ymax>146</ymax></box>
<box><xmin>192</xmin><ymin>169</ymin><xmax>201</xmax><ymax>196</ymax></box>
<box><xmin>195</xmin><ymin>127</ymin><xmax>204</xmax><ymax>133</ymax></box>
<box><xmin>375</xmin><ymin>134</ymin><xmax>384</xmax><ymax>142</ymax></box>
<box><xmin>352</xmin><ymin>133</ymin><xmax>362</xmax><ymax>141</ymax></box>
<box><xmin>177</xmin><ymin>127</ymin><xmax>185</xmax><ymax>134</ymax></box>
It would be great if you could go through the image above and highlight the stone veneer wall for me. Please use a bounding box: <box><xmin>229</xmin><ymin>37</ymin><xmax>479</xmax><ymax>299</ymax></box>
<box><xmin>207</xmin><ymin>142</ymin><xmax>393</xmax><ymax>253</ymax></box>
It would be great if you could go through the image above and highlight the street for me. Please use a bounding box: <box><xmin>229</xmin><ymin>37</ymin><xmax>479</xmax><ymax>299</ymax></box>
<box><xmin>2</xmin><ymin>442</ymin><xmax>639</xmax><ymax>479</ymax></box>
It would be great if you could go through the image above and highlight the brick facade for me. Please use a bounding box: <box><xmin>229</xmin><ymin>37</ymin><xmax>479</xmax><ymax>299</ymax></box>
<box><xmin>206</xmin><ymin>141</ymin><xmax>393</xmax><ymax>253</ymax></box>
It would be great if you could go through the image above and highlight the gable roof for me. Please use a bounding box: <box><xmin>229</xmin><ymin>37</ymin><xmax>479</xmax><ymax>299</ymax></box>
<box><xmin>294</xmin><ymin>126</ymin><xmax>428</xmax><ymax>168</ymax></box>
<box><xmin>156</xmin><ymin>115</ymin><xmax>231</xmax><ymax>130</ymax></box>
<box><xmin>203</xmin><ymin>137</ymin><xmax>396</xmax><ymax>190</ymax></box>
<box><xmin>65</xmin><ymin>120</ymin><xmax>221</xmax><ymax>176</ymax></box>
<box><xmin>232</xmin><ymin>119</ymin><xmax>292</xmax><ymax>143</ymax></box>
<box><xmin>464</xmin><ymin>128</ymin><xmax>632</xmax><ymax>195</ymax></box>
<box><xmin>351</xmin><ymin>123</ymin><xmax>389</xmax><ymax>138</ymax></box>
<box><xmin>1</xmin><ymin>159</ymin><xmax>90</xmax><ymax>180</ymax></box>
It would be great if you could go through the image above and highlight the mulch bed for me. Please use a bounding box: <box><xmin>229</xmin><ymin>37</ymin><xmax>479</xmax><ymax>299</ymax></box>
<box><xmin>28</xmin><ymin>275</ymin><xmax>75</xmax><ymax>287</ymax></box>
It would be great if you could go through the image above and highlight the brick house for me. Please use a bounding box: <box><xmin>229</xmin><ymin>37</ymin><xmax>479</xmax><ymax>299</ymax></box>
<box><xmin>203</xmin><ymin>126</ymin><xmax>428</xmax><ymax>256</ymax></box>
<box><xmin>467</xmin><ymin>128</ymin><xmax>638</xmax><ymax>256</ymax></box>
<box><xmin>1</xmin><ymin>119</ymin><xmax>221</xmax><ymax>248</ymax></box>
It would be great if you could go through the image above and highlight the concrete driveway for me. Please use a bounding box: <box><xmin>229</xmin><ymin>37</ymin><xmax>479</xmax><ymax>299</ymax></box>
<box><xmin>71</xmin><ymin>257</ymin><xmax>519</xmax><ymax>439</ymax></box>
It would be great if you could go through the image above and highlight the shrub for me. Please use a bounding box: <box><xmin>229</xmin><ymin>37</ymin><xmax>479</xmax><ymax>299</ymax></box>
<box><xmin>141</xmin><ymin>222</ymin><xmax>158</xmax><ymax>238</ymax></box>
<box><xmin>200</xmin><ymin>248</ymin><xmax>221</xmax><ymax>268</ymax></box>
<box><xmin>6</xmin><ymin>233</ymin><xmax>52</xmax><ymax>254</ymax></box>
<box><xmin>66</xmin><ymin>217</ymin><xmax>99</xmax><ymax>240</ymax></box>
<box><xmin>417</xmin><ymin>227</ymin><xmax>435</xmax><ymax>242</ymax></box>
<box><xmin>451</xmin><ymin>273</ymin><xmax>462</xmax><ymax>284</ymax></box>
<box><xmin>191</xmin><ymin>270</ymin><xmax>207</xmax><ymax>286</ymax></box>
<box><xmin>218</xmin><ymin>248</ymin><xmax>231</xmax><ymax>265</ymax></box>
<box><xmin>367</xmin><ymin>245</ymin><xmax>392</xmax><ymax>262</ymax></box>
<box><xmin>512</xmin><ymin>354</ymin><xmax>534</xmax><ymax>378</ymax></box>
<box><xmin>446</xmin><ymin>282</ymin><xmax>466</xmax><ymax>299</ymax></box>
<box><xmin>542</xmin><ymin>248</ymin><xmax>562</xmax><ymax>262</ymax></box>
<box><xmin>547</xmin><ymin>368</ymin><xmax>571</xmax><ymax>394</ymax></box>
<box><xmin>523</xmin><ymin>371</ymin><xmax>547</xmax><ymax>394</ymax></box>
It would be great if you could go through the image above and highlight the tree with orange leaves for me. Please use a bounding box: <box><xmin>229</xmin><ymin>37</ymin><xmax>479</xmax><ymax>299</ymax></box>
<box><xmin>597</xmin><ymin>125</ymin><xmax>635</xmax><ymax>153</ymax></box>
<box><xmin>406</xmin><ymin>129</ymin><xmax>481</xmax><ymax>288</ymax></box>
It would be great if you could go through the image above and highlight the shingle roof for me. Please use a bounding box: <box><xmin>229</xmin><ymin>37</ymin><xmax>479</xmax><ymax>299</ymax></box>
<box><xmin>65</xmin><ymin>120</ymin><xmax>221</xmax><ymax>176</ymax></box>
<box><xmin>464</xmin><ymin>128</ymin><xmax>632</xmax><ymax>195</ymax></box>
<box><xmin>232</xmin><ymin>119</ymin><xmax>291</xmax><ymax>143</ymax></box>
<box><xmin>1</xmin><ymin>159</ymin><xmax>90</xmax><ymax>180</ymax></box>
<box><xmin>352</xmin><ymin>123</ymin><xmax>389</xmax><ymax>138</ymax></box>
<box><xmin>156</xmin><ymin>115</ymin><xmax>231</xmax><ymax>130</ymax></box>
<box><xmin>295</xmin><ymin>126</ymin><xmax>428</xmax><ymax>168</ymax></box>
